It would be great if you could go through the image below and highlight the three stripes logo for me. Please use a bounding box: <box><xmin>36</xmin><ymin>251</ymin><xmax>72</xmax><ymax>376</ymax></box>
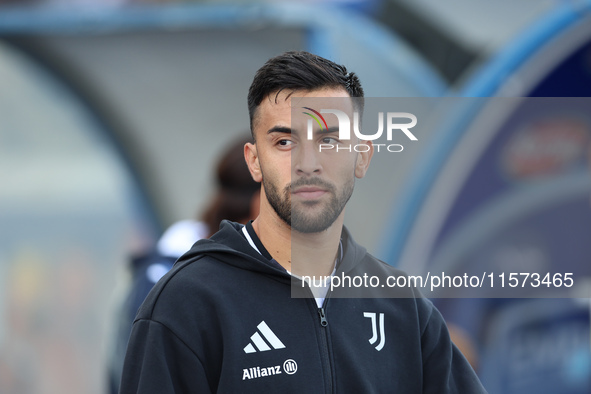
<box><xmin>243</xmin><ymin>321</ymin><xmax>286</xmax><ymax>354</ymax></box>
<box><xmin>364</xmin><ymin>312</ymin><xmax>386</xmax><ymax>351</ymax></box>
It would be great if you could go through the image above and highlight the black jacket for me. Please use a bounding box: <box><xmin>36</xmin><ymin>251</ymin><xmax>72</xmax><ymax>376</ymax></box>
<box><xmin>119</xmin><ymin>221</ymin><xmax>486</xmax><ymax>393</ymax></box>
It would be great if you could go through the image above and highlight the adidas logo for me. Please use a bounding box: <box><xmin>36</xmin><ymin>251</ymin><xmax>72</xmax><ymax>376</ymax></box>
<box><xmin>243</xmin><ymin>321</ymin><xmax>286</xmax><ymax>353</ymax></box>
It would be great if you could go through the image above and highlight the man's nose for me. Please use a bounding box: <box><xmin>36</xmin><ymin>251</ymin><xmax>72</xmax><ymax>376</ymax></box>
<box><xmin>294</xmin><ymin>141</ymin><xmax>322</xmax><ymax>176</ymax></box>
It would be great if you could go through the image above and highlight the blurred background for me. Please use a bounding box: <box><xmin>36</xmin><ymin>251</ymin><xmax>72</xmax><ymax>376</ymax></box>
<box><xmin>0</xmin><ymin>0</ymin><xmax>590</xmax><ymax>393</ymax></box>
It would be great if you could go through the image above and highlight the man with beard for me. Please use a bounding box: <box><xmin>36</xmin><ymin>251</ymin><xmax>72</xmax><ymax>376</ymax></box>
<box><xmin>119</xmin><ymin>51</ymin><xmax>486</xmax><ymax>393</ymax></box>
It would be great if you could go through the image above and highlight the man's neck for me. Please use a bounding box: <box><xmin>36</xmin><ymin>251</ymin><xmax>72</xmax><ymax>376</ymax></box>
<box><xmin>252</xmin><ymin>208</ymin><xmax>342</xmax><ymax>277</ymax></box>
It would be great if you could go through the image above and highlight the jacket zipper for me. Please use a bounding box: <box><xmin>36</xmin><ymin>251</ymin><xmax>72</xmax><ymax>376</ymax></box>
<box><xmin>318</xmin><ymin>308</ymin><xmax>328</xmax><ymax>327</ymax></box>
<box><xmin>316</xmin><ymin>300</ymin><xmax>333</xmax><ymax>393</ymax></box>
<box><xmin>302</xmin><ymin>278</ymin><xmax>334</xmax><ymax>393</ymax></box>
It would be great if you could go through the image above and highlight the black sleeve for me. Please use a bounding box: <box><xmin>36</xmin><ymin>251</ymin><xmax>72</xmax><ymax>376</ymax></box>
<box><xmin>420</xmin><ymin>300</ymin><xmax>488</xmax><ymax>394</ymax></box>
<box><xmin>119</xmin><ymin>319</ymin><xmax>213</xmax><ymax>394</ymax></box>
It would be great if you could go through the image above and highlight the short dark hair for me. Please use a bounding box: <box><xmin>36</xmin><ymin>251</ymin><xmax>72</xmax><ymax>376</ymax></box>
<box><xmin>247</xmin><ymin>51</ymin><xmax>363</xmax><ymax>136</ymax></box>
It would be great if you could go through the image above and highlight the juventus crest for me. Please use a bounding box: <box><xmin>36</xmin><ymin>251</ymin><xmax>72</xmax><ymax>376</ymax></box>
<box><xmin>363</xmin><ymin>312</ymin><xmax>385</xmax><ymax>351</ymax></box>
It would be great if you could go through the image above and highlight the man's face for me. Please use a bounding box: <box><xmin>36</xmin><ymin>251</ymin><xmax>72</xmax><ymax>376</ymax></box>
<box><xmin>246</xmin><ymin>88</ymin><xmax>373</xmax><ymax>233</ymax></box>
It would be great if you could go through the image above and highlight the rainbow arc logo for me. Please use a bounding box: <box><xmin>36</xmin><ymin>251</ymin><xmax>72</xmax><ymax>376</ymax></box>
<box><xmin>302</xmin><ymin>107</ymin><xmax>328</xmax><ymax>131</ymax></box>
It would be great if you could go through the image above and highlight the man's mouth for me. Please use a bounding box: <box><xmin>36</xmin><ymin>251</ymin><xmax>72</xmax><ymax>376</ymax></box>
<box><xmin>292</xmin><ymin>186</ymin><xmax>327</xmax><ymax>199</ymax></box>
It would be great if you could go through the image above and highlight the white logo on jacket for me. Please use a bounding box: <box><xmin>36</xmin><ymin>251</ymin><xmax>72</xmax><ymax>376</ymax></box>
<box><xmin>243</xmin><ymin>321</ymin><xmax>286</xmax><ymax>353</ymax></box>
<box><xmin>242</xmin><ymin>360</ymin><xmax>298</xmax><ymax>380</ymax></box>
<box><xmin>364</xmin><ymin>312</ymin><xmax>386</xmax><ymax>351</ymax></box>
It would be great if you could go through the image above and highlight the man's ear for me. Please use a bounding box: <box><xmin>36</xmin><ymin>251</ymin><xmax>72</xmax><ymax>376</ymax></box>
<box><xmin>244</xmin><ymin>142</ymin><xmax>262</xmax><ymax>182</ymax></box>
<box><xmin>354</xmin><ymin>140</ymin><xmax>374</xmax><ymax>179</ymax></box>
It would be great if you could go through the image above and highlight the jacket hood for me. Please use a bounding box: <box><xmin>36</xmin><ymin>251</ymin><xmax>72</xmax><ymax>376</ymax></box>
<box><xmin>176</xmin><ymin>220</ymin><xmax>368</xmax><ymax>281</ymax></box>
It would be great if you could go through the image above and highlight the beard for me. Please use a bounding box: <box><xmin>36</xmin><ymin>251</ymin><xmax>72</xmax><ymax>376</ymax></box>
<box><xmin>263</xmin><ymin>174</ymin><xmax>354</xmax><ymax>233</ymax></box>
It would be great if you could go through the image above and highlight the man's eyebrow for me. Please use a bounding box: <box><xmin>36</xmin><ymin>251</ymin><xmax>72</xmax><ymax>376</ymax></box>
<box><xmin>317</xmin><ymin>126</ymin><xmax>340</xmax><ymax>135</ymax></box>
<box><xmin>267</xmin><ymin>126</ymin><xmax>292</xmax><ymax>135</ymax></box>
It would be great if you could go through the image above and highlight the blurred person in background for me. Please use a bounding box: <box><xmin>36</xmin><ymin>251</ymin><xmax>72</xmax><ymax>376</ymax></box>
<box><xmin>108</xmin><ymin>134</ymin><xmax>260</xmax><ymax>394</ymax></box>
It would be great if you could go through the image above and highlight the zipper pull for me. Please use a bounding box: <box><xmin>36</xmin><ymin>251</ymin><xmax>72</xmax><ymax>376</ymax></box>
<box><xmin>318</xmin><ymin>308</ymin><xmax>328</xmax><ymax>327</ymax></box>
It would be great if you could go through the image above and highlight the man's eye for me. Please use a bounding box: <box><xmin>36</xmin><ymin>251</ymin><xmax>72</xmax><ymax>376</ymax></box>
<box><xmin>321</xmin><ymin>137</ymin><xmax>338</xmax><ymax>144</ymax></box>
<box><xmin>278</xmin><ymin>139</ymin><xmax>292</xmax><ymax>146</ymax></box>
